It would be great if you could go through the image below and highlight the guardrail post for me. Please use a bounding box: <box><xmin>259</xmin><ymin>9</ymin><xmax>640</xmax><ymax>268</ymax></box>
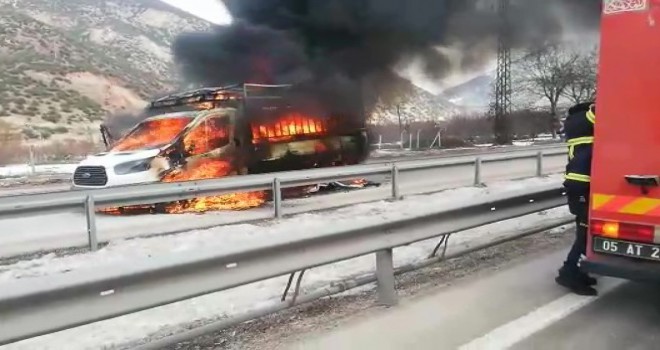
<box><xmin>376</xmin><ymin>249</ymin><xmax>398</xmax><ymax>306</ymax></box>
<box><xmin>273</xmin><ymin>178</ymin><xmax>283</xmax><ymax>219</ymax></box>
<box><xmin>84</xmin><ymin>195</ymin><xmax>98</xmax><ymax>251</ymax></box>
<box><xmin>536</xmin><ymin>151</ymin><xmax>544</xmax><ymax>177</ymax></box>
<box><xmin>391</xmin><ymin>164</ymin><xmax>401</xmax><ymax>200</ymax></box>
<box><xmin>474</xmin><ymin>157</ymin><xmax>482</xmax><ymax>186</ymax></box>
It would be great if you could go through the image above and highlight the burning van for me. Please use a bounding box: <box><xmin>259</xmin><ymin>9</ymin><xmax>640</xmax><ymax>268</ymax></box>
<box><xmin>71</xmin><ymin>84</ymin><xmax>369</xmax><ymax>211</ymax></box>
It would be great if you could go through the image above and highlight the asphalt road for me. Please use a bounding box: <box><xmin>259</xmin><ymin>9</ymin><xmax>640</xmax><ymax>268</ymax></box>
<box><xmin>511</xmin><ymin>282</ymin><xmax>660</xmax><ymax>350</ymax></box>
<box><xmin>286</xmin><ymin>248</ymin><xmax>658</xmax><ymax>350</ymax></box>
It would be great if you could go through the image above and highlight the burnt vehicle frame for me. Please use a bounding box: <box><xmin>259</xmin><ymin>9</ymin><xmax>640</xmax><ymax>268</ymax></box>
<box><xmin>101</xmin><ymin>83</ymin><xmax>369</xmax><ymax>179</ymax></box>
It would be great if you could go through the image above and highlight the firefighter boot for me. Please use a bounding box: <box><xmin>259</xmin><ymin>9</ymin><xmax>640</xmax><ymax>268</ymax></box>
<box><xmin>578</xmin><ymin>271</ymin><xmax>597</xmax><ymax>286</ymax></box>
<box><xmin>555</xmin><ymin>266</ymin><xmax>598</xmax><ymax>296</ymax></box>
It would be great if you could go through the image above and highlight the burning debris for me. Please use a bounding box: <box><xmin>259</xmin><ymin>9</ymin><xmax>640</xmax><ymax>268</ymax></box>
<box><xmin>162</xmin><ymin>159</ymin><xmax>266</xmax><ymax>214</ymax></box>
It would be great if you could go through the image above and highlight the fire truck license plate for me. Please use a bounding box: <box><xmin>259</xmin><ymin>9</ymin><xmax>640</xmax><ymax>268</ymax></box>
<box><xmin>593</xmin><ymin>237</ymin><xmax>660</xmax><ymax>262</ymax></box>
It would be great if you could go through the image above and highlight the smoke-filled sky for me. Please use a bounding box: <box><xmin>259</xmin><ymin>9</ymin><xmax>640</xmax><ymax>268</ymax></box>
<box><xmin>162</xmin><ymin>0</ymin><xmax>601</xmax><ymax>93</ymax></box>
<box><xmin>172</xmin><ymin>0</ymin><xmax>601</xmax><ymax>92</ymax></box>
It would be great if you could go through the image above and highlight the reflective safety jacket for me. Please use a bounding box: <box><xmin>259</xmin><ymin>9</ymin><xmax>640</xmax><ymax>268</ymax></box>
<box><xmin>563</xmin><ymin>102</ymin><xmax>595</xmax><ymax>194</ymax></box>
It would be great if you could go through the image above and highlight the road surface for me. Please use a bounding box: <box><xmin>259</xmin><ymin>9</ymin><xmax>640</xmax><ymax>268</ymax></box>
<box><xmin>286</xmin><ymin>248</ymin><xmax>658</xmax><ymax>350</ymax></box>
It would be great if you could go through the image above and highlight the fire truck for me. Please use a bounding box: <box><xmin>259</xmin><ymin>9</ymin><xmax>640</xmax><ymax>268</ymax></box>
<box><xmin>581</xmin><ymin>0</ymin><xmax>660</xmax><ymax>281</ymax></box>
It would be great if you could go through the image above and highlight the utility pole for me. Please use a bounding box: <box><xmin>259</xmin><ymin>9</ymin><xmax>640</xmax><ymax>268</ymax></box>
<box><xmin>493</xmin><ymin>0</ymin><xmax>512</xmax><ymax>145</ymax></box>
<box><xmin>396</xmin><ymin>104</ymin><xmax>402</xmax><ymax>134</ymax></box>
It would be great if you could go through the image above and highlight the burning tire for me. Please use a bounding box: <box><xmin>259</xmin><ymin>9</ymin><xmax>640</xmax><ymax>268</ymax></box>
<box><xmin>153</xmin><ymin>203</ymin><xmax>169</xmax><ymax>214</ymax></box>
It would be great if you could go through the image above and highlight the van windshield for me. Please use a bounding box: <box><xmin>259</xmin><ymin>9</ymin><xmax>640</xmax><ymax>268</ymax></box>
<box><xmin>111</xmin><ymin>116</ymin><xmax>194</xmax><ymax>152</ymax></box>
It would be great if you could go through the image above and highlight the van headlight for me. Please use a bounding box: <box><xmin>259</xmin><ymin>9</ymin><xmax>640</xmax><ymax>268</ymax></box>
<box><xmin>114</xmin><ymin>158</ymin><xmax>153</xmax><ymax>175</ymax></box>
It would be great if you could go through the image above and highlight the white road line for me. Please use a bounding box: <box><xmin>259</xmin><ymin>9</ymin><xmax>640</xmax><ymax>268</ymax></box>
<box><xmin>458</xmin><ymin>279</ymin><xmax>623</xmax><ymax>350</ymax></box>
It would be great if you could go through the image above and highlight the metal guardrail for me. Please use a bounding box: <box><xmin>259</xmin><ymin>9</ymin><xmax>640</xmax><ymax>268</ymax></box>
<box><xmin>137</xmin><ymin>216</ymin><xmax>574</xmax><ymax>350</ymax></box>
<box><xmin>0</xmin><ymin>184</ymin><xmax>567</xmax><ymax>346</ymax></box>
<box><xmin>0</xmin><ymin>148</ymin><xmax>567</xmax><ymax>251</ymax></box>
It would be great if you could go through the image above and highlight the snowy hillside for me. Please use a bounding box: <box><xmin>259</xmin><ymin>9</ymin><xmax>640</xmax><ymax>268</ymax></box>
<box><xmin>441</xmin><ymin>68</ymin><xmax>582</xmax><ymax>113</ymax></box>
<box><xmin>442</xmin><ymin>75</ymin><xmax>493</xmax><ymax>112</ymax></box>
<box><xmin>368</xmin><ymin>72</ymin><xmax>465</xmax><ymax>125</ymax></box>
<box><xmin>370</xmin><ymin>87</ymin><xmax>463</xmax><ymax>124</ymax></box>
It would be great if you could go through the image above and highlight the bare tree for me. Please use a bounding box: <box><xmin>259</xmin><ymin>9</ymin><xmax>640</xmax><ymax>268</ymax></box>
<box><xmin>517</xmin><ymin>44</ymin><xmax>581</xmax><ymax>138</ymax></box>
<box><xmin>563</xmin><ymin>46</ymin><xmax>598</xmax><ymax>104</ymax></box>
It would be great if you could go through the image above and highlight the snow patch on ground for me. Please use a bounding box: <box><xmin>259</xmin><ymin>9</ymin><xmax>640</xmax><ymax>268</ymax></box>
<box><xmin>0</xmin><ymin>163</ymin><xmax>76</xmax><ymax>179</ymax></box>
<box><xmin>0</xmin><ymin>175</ymin><xmax>568</xmax><ymax>350</ymax></box>
<box><xmin>513</xmin><ymin>141</ymin><xmax>535</xmax><ymax>146</ymax></box>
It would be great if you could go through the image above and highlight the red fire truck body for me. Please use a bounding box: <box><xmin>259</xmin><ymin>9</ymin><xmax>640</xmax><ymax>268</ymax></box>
<box><xmin>582</xmin><ymin>0</ymin><xmax>660</xmax><ymax>280</ymax></box>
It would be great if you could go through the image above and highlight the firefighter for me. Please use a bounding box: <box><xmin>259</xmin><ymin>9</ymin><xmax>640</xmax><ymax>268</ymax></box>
<box><xmin>555</xmin><ymin>102</ymin><xmax>598</xmax><ymax>296</ymax></box>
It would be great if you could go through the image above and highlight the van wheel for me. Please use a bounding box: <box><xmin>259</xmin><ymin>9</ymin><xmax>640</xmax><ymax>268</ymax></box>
<box><xmin>154</xmin><ymin>203</ymin><xmax>168</xmax><ymax>214</ymax></box>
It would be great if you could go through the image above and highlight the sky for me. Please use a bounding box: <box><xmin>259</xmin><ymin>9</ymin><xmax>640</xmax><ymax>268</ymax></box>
<box><xmin>160</xmin><ymin>0</ymin><xmax>232</xmax><ymax>25</ymax></box>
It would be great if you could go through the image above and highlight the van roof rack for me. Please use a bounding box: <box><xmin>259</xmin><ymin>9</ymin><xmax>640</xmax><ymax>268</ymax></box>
<box><xmin>149</xmin><ymin>84</ymin><xmax>293</xmax><ymax>109</ymax></box>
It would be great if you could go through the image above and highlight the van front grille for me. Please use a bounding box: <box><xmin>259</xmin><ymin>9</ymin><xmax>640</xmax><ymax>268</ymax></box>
<box><xmin>73</xmin><ymin>166</ymin><xmax>108</xmax><ymax>186</ymax></box>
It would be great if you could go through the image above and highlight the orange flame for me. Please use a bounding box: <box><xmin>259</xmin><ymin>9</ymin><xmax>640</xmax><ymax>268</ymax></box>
<box><xmin>98</xmin><ymin>159</ymin><xmax>265</xmax><ymax>215</ymax></box>
<box><xmin>111</xmin><ymin>117</ymin><xmax>192</xmax><ymax>152</ymax></box>
<box><xmin>181</xmin><ymin>117</ymin><xmax>229</xmax><ymax>156</ymax></box>
<box><xmin>251</xmin><ymin>113</ymin><xmax>328</xmax><ymax>144</ymax></box>
<box><xmin>102</xmin><ymin>114</ymin><xmax>266</xmax><ymax>215</ymax></box>
<box><xmin>162</xmin><ymin>158</ymin><xmax>266</xmax><ymax>214</ymax></box>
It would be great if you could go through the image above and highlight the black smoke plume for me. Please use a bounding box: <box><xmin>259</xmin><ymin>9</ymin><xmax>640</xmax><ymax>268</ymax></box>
<box><xmin>106</xmin><ymin>0</ymin><xmax>602</xmax><ymax>137</ymax></box>
<box><xmin>173</xmin><ymin>0</ymin><xmax>601</xmax><ymax>92</ymax></box>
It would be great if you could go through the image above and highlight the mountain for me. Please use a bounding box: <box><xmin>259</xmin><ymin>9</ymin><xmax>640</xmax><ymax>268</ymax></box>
<box><xmin>0</xmin><ymin>0</ymin><xmax>210</xmax><ymax>142</ymax></box>
<box><xmin>369</xmin><ymin>74</ymin><xmax>464</xmax><ymax>125</ymax></box>
<box><xmin>440</xmin><ymin>67</ymin><xmax>580</xmax><ymax>114</ymax></box>
<box><xmin>442</xmin><ymin>75</ymin><xmax>493</xmax><ymax>111</ymax></box>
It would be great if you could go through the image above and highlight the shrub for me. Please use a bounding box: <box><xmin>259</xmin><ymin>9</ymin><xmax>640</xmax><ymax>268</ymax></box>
<box><xmin>52</xmin><ymin>126</ymin><xmax>68</xmax><ymax>134</ymax></box>
<box><xmin>55</xmin><ymin>91</ymin><xmax>70</xmax><ymax>99</ymax></box>
<box><xmin>85</xmin><ymin>112</ymin><xmax>104</xmax><ymax>121</ymax></box>
<box><xmin>42</xmin><ymin>113</ymin><xmax>61</xmax><ymax>123</ymax></box>
<box><xmin>440</xmin><ymin>135</ymin><xmax>473</xmax><ymax>148</ymax></box>
<box><xmin>0</xmin><ymin>122</ymin><xmax>25</xmax><ymax>165</ymax></box>
<box><xmin>74</xmin><ymin>96</ymin><xmax>101</xmax><ymax>110</ymax></box>
<box><xmin>38</xmin><ymin>128</ymin><xmax>52</xmax><ymax>139</ymax></box>
<box><xmin>22</xmin><ymin>128</ymin><xmax>39</xmax><ymax>139</ymax></box>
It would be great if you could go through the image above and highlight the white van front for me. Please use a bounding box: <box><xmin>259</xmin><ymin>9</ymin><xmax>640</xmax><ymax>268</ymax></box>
<box><xmin>72</xmin><ymin>149</ymin><xmax>169</xmax><ymax>188</ymax></box>
<box><xmin>72</xmin><ymin>112</ymin><xmax>195</xmax><ymax>189</ymax></box>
